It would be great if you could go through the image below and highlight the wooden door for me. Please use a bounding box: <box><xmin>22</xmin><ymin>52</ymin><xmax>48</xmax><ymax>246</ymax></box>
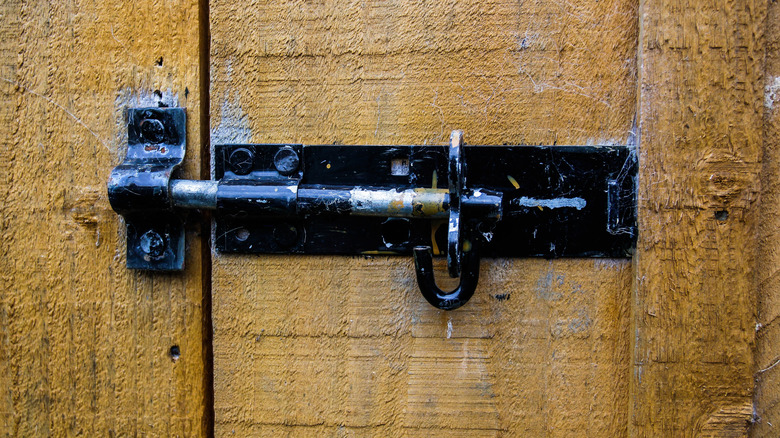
<box><xmin>1</xmin><ymin>0</ymin><xmax>777</xmax><ymax>436</ymax></box>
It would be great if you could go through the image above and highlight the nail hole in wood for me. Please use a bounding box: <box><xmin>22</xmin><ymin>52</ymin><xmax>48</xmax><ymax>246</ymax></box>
<box><xmin>170</xmin><ymin>345</ymin><xmax>180</xmax><ymax>361</ymax></box>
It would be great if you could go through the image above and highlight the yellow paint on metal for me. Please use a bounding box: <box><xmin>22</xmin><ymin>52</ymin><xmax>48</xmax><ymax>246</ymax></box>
<box><xmin>430</xmin><ymin>220</ymin><xmax>446</xmax><ymax>255</ymax></box>
<box><xmin>411</xmin><ymin>188</ymin><xmax>447</xmax><ymax>217</ymax></box>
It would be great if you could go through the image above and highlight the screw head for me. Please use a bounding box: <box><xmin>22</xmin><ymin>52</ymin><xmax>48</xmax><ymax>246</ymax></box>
<box><xmin>139</xmin><ymin>230</ymin><xmax>166</xmax><ymax>259</ymax></box>
<box><xmin>235</xmin><ymin>227</ymin><xmax>250</xmax><ymax>242</ymax></box>
<box><xmin>229</xmin><ymin>148</ymin><xmax>254</xmax><ymax>175</ymax></box>
<box><xmin>273</xmin><ymin>146</ymin><xmax>300</xmax><ymax>176</ymax></box>
<box><xmin>140</xmin><ymin>118</ymin><xmax>165</xmax><ymax>144</ymax></box>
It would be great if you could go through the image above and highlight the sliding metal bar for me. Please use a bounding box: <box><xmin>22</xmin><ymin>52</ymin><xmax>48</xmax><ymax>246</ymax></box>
<box><xmin>168</xmin><ymin>180</ymin><xmax>502</xmax><ymax>220</ymax></box>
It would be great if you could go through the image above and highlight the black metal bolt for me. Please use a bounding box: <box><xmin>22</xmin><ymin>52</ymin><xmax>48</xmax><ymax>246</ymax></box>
<box><xmin>139</xmin><ymin>230</ymin><xmax>166</xmax><ymax>259</ymax></box>
<box><xmin>273</xmin><ymin>146</ymin><xmax>300</xmax><ymax>176</ymax></box>
<box><xmin>229</xmin><ymin>148</ymin><xmax>254</xmax><ymax>175</ymax></box>
<box><xmin>140</xmin><ymin>118</ymin><xmax>165</xmax><ymax>144</ymax></box>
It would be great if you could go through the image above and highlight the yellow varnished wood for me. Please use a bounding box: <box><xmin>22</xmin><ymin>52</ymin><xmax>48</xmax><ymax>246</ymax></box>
<box><xmin>0</xmin><ymin>0</ymin><xmax>773</xmax><ymax>435</ymax></box>
<box><xmin>755</xmin><ymin>3</ymin><xmax>780</xmax><ymax>436</ymax></box>
<box><xmin>210</xmin><ymin>0</ymin><xmax>638</xmax><ymax>435</ymax></box>
<box><xmin>0</xmin><ymin>0</ymin><xmax>207</xmax><ymax>435</ymax></box>
<box><xmin>633</xmin><ymin>0</ymin><xmax>766</xmax><ymax>436</ymax></box>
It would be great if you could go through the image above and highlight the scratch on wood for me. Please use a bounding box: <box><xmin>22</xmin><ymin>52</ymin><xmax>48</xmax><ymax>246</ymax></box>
<box><xmin>2</xmin><ymin>77</ymin><xmax>109</xmax><ymax>151</ymax></box>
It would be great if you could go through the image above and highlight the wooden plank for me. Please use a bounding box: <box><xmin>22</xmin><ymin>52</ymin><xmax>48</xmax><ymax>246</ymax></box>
<box><xmin>632</xmin><ymin>0</ymin><xmax>764</xmax><ymax>435</ymax></box>
<box><xmin>755</xmin><ymin>1</ymin><xmax>780</xmax><ymax>435</ymax></box>
<box><xmin>0</xmin><ymin>0</ymin><xmax>207</xmax><ymax>435</ymax></box>
<box><xmin>210</xmin><ymin>0</ymin><xmax>638</xmax><ymax>435</ymax></box>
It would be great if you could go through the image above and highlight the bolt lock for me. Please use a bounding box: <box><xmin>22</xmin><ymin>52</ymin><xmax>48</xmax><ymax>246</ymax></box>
<box><xmin>109</xmin><ymin>108</ymin><xmax>637</xmax><ymax>310</ymax></box>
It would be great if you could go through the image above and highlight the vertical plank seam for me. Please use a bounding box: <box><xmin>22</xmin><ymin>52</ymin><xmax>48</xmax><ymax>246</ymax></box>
<box><xmin>199</xmin><ymin>0</ymin><xmax>214</xmax><ymax>435</ymax></box>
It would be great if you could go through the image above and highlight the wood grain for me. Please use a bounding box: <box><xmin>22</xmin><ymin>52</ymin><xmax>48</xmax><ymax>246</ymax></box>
<box><xmin>210</xmin><ymin>0</ymin><xmax>638</xmax><ymax>435</ymax></box>
<box><xmin>0</xmin><ymin>0</ymin><xmax>207</xmax><ymax>435</ymax></box>
<box><xmin>754</xmin><ymin>1</ymin><xmax>780</xmax><ymax>436</ymax></box>
<box><xmin>633</xmin><ymin>0</ymin><xmax>765</xmax><ymax>436</ymax></box>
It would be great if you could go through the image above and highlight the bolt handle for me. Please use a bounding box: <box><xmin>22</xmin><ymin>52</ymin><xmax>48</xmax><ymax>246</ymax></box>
<box><xmin>412</xmin><ymin>130</ymin><xmax>481</xmax><ymax>310</ymax></box>
<box><xmin>447</xmin><ymin>130</ymin><xmax>465</xmax><ymax>277</ymax></box>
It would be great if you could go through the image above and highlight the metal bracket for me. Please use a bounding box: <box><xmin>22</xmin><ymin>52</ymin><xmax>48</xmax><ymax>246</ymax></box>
<box><xmin>108</xmin><ymin>107</ymin><xmax>186</xmax><ymax>270</ymax></box>
<box><xmin>108</xmin><ymin>107</ymin><xmax>638</xmax><ymax>310</ymax></box>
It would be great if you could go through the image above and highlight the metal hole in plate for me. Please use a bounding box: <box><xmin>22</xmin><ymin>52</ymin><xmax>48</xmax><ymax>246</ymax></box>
<box><xmin>381</xmin><ymin>218</ymin><xmax>411</xmax><ymax>247</ymax></box>
<box><xmin>390</xmin><ymin>158</ymin><xmax>409</xmax><ymax>176</ymax></box>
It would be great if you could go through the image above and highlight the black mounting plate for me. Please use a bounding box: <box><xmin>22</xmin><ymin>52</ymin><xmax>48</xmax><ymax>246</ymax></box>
<box><xmin>214</xmin><ymin>143</ymin><xmax>637</xmax><ymax>259</ymax></box>
<box><xmin>108</xmin><ymin>107</ymin><xmax>186</xmax><ymax>270</ymax></box>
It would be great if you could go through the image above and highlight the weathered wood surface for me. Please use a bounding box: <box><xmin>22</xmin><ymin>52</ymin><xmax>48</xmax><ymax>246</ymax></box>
<box><xmin>755</xmin><ymin>0</ymin><xmax>780</xmax><ymax>436</ymax></box>
<box><xmin>0</xmin><ymin>0</ymin><xmax>772</xmax><ymax>435</ymax></box>
<box><xmin>210</xmin><ymin>0</ymin><xmax>638</xmax><ymax>435</ymax></box>
<box><xmin>633</xmin><ymin>0</ymin><xmax>765</xmax><ymax>436</ymax></box>
<box><xmin>0</xmin><ymin>0</ymin><xmax>208</xmax><ymax>436</ymax></box>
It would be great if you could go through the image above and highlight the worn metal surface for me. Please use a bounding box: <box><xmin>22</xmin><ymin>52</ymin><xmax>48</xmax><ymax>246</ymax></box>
<box><xmin>170</xmin><ymin>179</ymin><xmax>219</xmax><ymax>209</ymax></box>
<box><xmin>213</xmin><ymin>142</ymin><xmax>636</xmax><ymax>258</ymax></box>
<box><xmin>446</xmin><ymin>130</ymin><xmax>466</xmax><ymax>277</ymax></box>
<box><xmin>108</xmin><ymin>107</ymin><xmax>186</xmax><ymax>270</ymax></box>
<box><xmin>410</xmin><ymin>129</ymin><xmax>479</xmax><ymax>310</ymax></box>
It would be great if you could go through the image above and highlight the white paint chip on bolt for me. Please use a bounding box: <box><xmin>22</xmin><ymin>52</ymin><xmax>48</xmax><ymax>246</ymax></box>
<box><xmin>512</xmin><ymin>196</ymin><xmax>587</xmax><ymax>210</ymax></box>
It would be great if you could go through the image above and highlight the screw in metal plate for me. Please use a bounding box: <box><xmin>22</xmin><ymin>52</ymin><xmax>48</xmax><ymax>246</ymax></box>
<box><xmin>273</xmin><ymin>146</ymin><xmax>300</xmax><ymax>176</ymax></box>
<box><xmin>140</xmin><ymin>118</ymin><xmax>166</xmax><ymax>144</ymax></box>
<box><xmin>229</xmin><ymin>148</ymin><xmax>254</xmax><ymax>175</ymax></box>
<box><xmin>235</xmin><ymin>227</ymin><xmax>250</xmax><ymax>242</ymax></box>
<box><xmin>139</xmin><ymin>229</ymin><xmax>166</xmax><ymax>259</ymax></box>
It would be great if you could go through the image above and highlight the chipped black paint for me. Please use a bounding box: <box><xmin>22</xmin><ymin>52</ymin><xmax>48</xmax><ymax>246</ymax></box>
<box><xmin>107</xmin><ymin>107</ymin><xmax>186</xmax><ymax>270</ymax></box>
<box><xmin>107</xmin><ymin>108</ymin><xmax>638</xmax><ymax>310</ymax></box>
<box><xmin>213</xmin><ymin>143</ymin><xmax>637</xmax><ymax>259</ymax></box>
